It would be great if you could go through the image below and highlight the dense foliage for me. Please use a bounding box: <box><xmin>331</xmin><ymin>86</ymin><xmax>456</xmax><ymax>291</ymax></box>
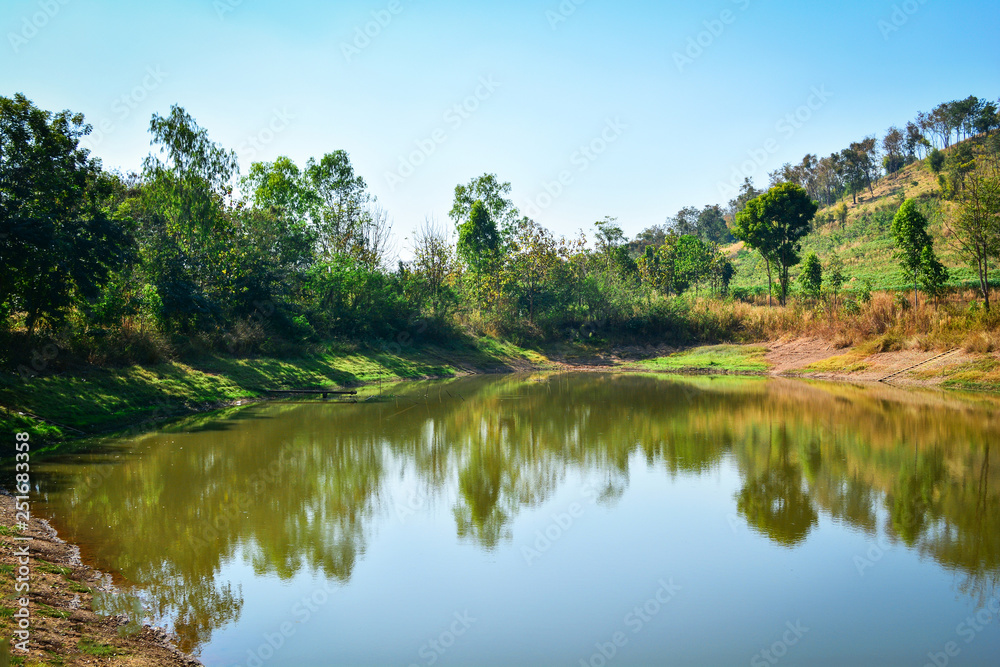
<box><xmin>2</xmin><ymin>92</ymin><xmax>999</xmax><ymax>368</ymax></box>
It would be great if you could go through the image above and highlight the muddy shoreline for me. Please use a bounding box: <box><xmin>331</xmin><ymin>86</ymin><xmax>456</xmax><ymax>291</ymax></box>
<box><xmin>0</xmin><ymin>492</ymin><xmax>202</xmax><ymax>666</ymax></box>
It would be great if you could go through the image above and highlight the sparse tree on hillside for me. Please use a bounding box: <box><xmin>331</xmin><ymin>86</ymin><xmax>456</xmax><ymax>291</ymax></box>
<box><xmin>892</xmin><ymin>199</ymin><xmax>946</xmax><ymax>309</ymax></box>
<box><xmin>726</xmin><ymin>177</ymin><xmax>764</xmax><ymax>220</ymax></box>
<box><xmin>905</xmin><ymin>121</ymin><xmax>927</xmax><ymax>160</ymax></box>
<box><xmin>883</xmin><ymin>127</ymin><xmax>906</xmax><ymax>176</ymax></box>
<box><xmin>732</xmin><ymin>183</ymin><xmax>817</xmax><ymax>306</ymax></box>
<box><xmin>928</xmin><ymin>149</ymin><xmax>945</xmax><ymax>174</ymax></box>
<box><xmin>827</xmin><ymin>254</ymin><xmax>847</xmax><ymax>308</ymax></box>
<box><xmin>948</xmin><ymin>163</ymin><xmax>1000</xmax><ymax>310</ymax></box>
<box><xmin>798</xmin><ymin>252</ymin><xmax>823</xmax><ymax>303</ymax></box>
<box><xmin>835</xmin><ymin>202</ymin><xmax>849</xmax><ymax>228</ymax></box>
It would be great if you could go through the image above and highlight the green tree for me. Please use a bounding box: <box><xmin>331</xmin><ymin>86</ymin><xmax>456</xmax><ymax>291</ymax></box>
<box><xmin>827</xmin><ymin>254</ymin><xmax>847</xmax><ymax>308</ymax></box>
<box><xmin>674</xmin><ymin>234</ymin><xmax>713</xmax><ymax>295</ymax></box>
<box><xmin>798</xmin><ymin>252</ymin><xmax>823</xmax><ymax>302</ymax></box>
<box><xmin>928</xmin><ymin>148</ymin><xmax>945</xmax><ymax>174</ymax></box>
<box><xmin>509</xmin><ymin>218</ymin><xmax>558</xmax><ymax>323</ymax></box>
<box><xmin>410</xmin><ymin>217</ymin><xmax>457</xmax><ymax>321</ymax></box>
<box><xmin>594</xmin><ymin>216</ymin><xmax>625</xmax><ymax>274</ymax></box>
<box><xmin>732</xmin><ymin>183</ymin><xmax>817</xmax><ymax>306</ymax></box>
<box><xmin>892</xmin><ymin>199</ymin><xmax>945</xmax><ymax>308</ymax></box>
<box><xmin>0</xmin><ymin>94</ymin><xmax>134</xmax><ymax>336</ymax></box>
<box><xmin>835</xmin><ymin>202</ymin><xmax>848</xmax><ymax>228</ymax></box>
<box><xmin>305</xmin><ymin>151</ymin><xmax>391</xmax><ymax>269</ymax></box>
<box><xmin>919</xmin><ymin>245</ymin><xmax>949</xmax><ymax>303</ymax></box>
<box><xmin>140</xmin><ymin>105</ymin><xmax>237</xmax><ymax>330</ymax></box>
<box><xmin>696</xmin><ymin>204</ymin><xmax>732</xmax><ymax>244</ymax></box>
<box><xmin>449</xmin><ymin>174</ymin><xmax>519</xmax><ymax>240</ymax></box>
<box><xmin>242</xmin><ymin>156</ymin><xmax>313</xmax><ymax>224</ymax></box>
<box><xmin>948</xmin><ymin>164</ymin><xmax>1000</xmax><ymax>309</ymax></box>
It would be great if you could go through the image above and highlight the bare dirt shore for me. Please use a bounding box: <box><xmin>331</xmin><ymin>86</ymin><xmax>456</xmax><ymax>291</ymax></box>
<box><xmin>765</xmin><ymin>336</ymin><xmax>998</xmax><ymax>390</ymax></box>
<box><xmin>0</xmin><ymin>493</ymin><xmax>201</xmax><ymax>666</ymax></box>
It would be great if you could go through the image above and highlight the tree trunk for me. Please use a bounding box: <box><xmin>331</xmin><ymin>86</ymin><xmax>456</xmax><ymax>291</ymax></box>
<box><xmin>984</xmin><ymin>257</ymin><xmax>991</xmax><ymax>311</ymax></box>
<box><xmin>913</xmin><ymin>267</ymin><xmax>919</xmax><ymax>310</ymax></box>
<box><xmin>765</xmin><ymin>257</ymin><xmax>773</xmax><ymax>307</ymax></box>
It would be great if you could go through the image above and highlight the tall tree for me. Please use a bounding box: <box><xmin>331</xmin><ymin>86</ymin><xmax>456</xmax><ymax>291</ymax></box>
<box><xmin>726</xmin><ymin>177</ymin><xmax>763</xmax><ymax>220</ymax></box>
<box><xmin>305</xmin><ymin>151</ymin><xmax>390</xmax><ymax>268</ymax></box>
<box><xmin>140</xmin><ymin>105</ymin><xmax>237</xmax><ymax>329</ymax></box>
<box><xmin>732</xmin><ymin>183</ymin><xmax>817</xmax><ymax>306</ymax></box>
<box><xmin>411</xmin><ymin>217</ymin><xmax>457</xmax><ymax>320</ymax></box>
<box><xmin>668</xmin><ymin>206</ymin><xmax>700</xmax><ymax>236</ymax></box>
<box><xmin>0</xmin><ymin>94</ymin><xmax>134</xmax><ymax>336</ymax></box>
<box><xmin>797</xmin><ymin>252</ymin><xmax>823</xmax><ymax>303</ymax></box>
<box><xmin>449</xmin><ymin>174</ymin><xmax>519</xmax><ymax>241</ymax></box>
<box><xmin>697</xmin><ymin>205</ymin><xmax>732</xmax><ymax>244</ymax></box>
<box><xmin>882</xmin><ymin>127</ymin><xmax>906</xmax><ymax>176</ymax></box>
<box><xmin>509</xmin><ymin>217</ymin><xmax>558</xmax><ymax>323</ymax></box>
<box><xmin>948</xmin><ymin>163</ymin><xmax>1000</xmax><ymax>309</ymax></box>
<box><xmin>891</xmin><ymin>199</ymin><xmax>945</xmax><ymax>308</ymax></box>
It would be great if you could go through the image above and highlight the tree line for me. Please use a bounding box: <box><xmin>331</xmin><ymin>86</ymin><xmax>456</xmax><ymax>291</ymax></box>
<box><xmin>1</xmin><ymin>92</ymin><xmax>999</xmax><ymax>366</ymax></box>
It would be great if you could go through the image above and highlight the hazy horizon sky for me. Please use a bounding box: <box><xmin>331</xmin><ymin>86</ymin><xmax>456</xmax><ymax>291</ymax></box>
<box><xmin>3</xmin><ymin>0</ymin><xmax>998</xmax><ymax>257</ymax></box>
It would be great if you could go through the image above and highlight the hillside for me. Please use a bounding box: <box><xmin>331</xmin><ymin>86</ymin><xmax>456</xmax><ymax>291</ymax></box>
<box><xmin>727</xmin><ymin>146</ymin><xmax>979</xmax><ymax>295</ymax></box>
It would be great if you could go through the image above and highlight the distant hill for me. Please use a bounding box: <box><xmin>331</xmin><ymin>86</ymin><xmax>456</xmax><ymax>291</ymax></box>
<box><xmin>726</xmin><ymin>142</ymin><xmax>983</xmax><ymax>296</ymax></box>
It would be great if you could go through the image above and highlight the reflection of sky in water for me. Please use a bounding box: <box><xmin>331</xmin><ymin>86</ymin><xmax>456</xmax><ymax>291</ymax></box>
<box><xmin>28</xmin><ymin>374</ymin><xmax>1000</xmax><ymax>666</ymax></box>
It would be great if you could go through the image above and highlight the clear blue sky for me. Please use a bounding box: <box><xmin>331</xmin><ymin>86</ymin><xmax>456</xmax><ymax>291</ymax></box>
<box><xmin>3</xmin><ymin>0</ymin><xmax>998</xmax><ymax>256</ymax></box>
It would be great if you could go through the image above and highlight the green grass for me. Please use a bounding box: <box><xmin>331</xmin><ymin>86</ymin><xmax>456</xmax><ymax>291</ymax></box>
<box><xmin>728</xmin><ymin>150</ymin><xmax>996</xmax><ymax>297</ymax></box>
<box><xmin>802</xmin><ymin>353</ymin><xmax>871</xmax><ymax>373</ymax></box>
<box><xmin>78</xmin><ymin>637</ymin><xmax>121</xmax><ymax>657</ymax></box>
<box><xmin>35</xmin><ymin>603</ymin><xmax>70</xmax><ymax>619</ymax></box>
<box><xmin>35</xmin><ymin>560</ymin><xmax>72</xmax><ymax>577</ymax></box>
<box><xmin>68</xmin><ymin>580</ymin><xmax>92</xmax><ymax>594</ymax></box>
<box><xmin>939</xmin><ymin>358</ymin><xmax>1000</xmax><ymax>392</ymax></box>
<box><xmin>634</xmin><ymin>344</ymin><xmax>769</xmax><ymax>373</ymax></box>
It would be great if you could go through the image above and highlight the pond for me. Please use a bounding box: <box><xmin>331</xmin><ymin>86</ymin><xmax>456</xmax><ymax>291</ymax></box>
<box><xmin>24</xmin><ymin>373</ymin><xmax>1000</xmax><ymax>666</ymax></box>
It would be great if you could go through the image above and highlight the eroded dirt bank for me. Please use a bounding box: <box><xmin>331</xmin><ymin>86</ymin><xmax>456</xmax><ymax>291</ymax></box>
<box><xmin>0</xmin><ymin>493</ymin><xmax>201</xmax><ymax>666</ymax></box>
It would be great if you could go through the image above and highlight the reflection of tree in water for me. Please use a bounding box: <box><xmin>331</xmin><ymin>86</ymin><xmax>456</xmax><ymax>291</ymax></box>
<box><xmin>885</xmin><ymin>448</ymin><xmax>945</xmax><ymax>546</ymax></box>
<box><xmin>735</xmin><ymin>425</ymin><xmax>818</xmax><ymax>547</ymax></box>
<box><xmin>454</xmin><ymin>446</ymin><xmax>511</xmax><ymax>549</ymax></box>
<box><xmin>35</xmin><ymin>373</ymin><xmax>1000</xmax><ymax>652</ymax></box>
<box><xmin>915</xmin><ymin>442</ymin><xmax>999</xmax><ymax>606</ymax></box>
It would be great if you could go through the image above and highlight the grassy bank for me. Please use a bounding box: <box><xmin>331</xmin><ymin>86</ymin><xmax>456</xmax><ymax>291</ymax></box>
<box><xmin>4</xmin><ymin>292</ymin><xmax>999</xmax><ymax>452</ymax></box>
<box><xmin>0</xmin><ymin>338</ymin><xmax>552</xmax><ymax>445</ymax></box>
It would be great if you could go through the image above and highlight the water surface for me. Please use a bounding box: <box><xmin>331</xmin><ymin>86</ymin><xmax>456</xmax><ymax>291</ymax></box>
<box><xmin>26</xmin><ymin>373</ymin><xmax>1000</xmax><ymax>666</ymax></box>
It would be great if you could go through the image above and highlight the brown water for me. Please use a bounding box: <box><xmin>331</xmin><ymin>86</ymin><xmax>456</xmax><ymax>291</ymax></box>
<box><xmin>25</xmin><ymin>373</ymin><xmax>1000</xmax><ymax>666</ymax></box>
